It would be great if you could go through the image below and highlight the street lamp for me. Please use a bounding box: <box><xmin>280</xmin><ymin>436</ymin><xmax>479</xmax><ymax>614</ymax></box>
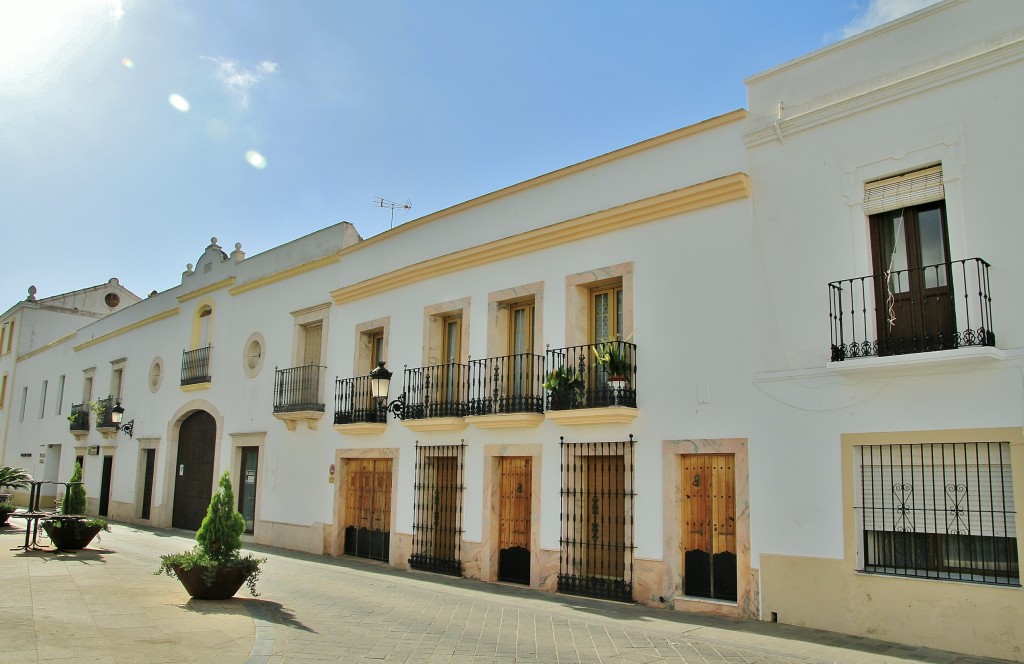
<box><xmin>369</xmin><ymin>361</ymin><xmax>405</xmax><ymax>421</ymax></box>
<box><xmin>110</xmin><ymin>402</ymin><xmax>134</xmax><ymax>438</ymax></box>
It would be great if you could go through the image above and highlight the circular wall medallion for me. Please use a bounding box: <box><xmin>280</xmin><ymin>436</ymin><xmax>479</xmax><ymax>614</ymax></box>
<box><xmin>243</xmin><ymin>333</ymin><xmax>265</xmax><ymax>378</ymax></box>
<box><xmin>104</xmin><ymin>292</ymin><xmax>121</xmax><ymax>308</ymax></box>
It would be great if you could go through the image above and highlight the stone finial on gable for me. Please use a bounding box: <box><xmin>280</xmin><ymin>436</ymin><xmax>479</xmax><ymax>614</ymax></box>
<box><xmin>26</xmin><ymin>285</ymin><xmax>37</xmax><ymax>302</ymax></box>
<box><xmin>231</xmin><ymin>242</ymin><xmax>245</xmax><ymax>263</ymax></box>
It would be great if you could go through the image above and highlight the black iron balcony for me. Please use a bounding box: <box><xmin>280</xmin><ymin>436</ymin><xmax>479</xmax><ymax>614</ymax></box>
<box><xmin>181</xmin><ymin>345</ymin><xmax>212</xmax><ymax>385</ymax></box>
<box><xmin>68</xmin><ymin>403</ymin><xmax>89</xmax><ymax>432</ymax></box>
<box><xmin>95</xmin><ymin>396</ymin><xmax>116</xmax><ymax>428</ymax></box>
<box><xmin>467</xmin><ymin>353</ymin><xmax>545</xmax><ymax>415</ymax></box>
<box><xmin>545</xmin><ymin>341</ymin><xmax>637</xmax><ymax>410</ymax></box>
<box><xmin>273</xmin><ymin>364</ymin><xmax>326</xmax><ymax>413</ymax></box>
<box><xmin>334</xmin><ymin>375</ymin><xmax>382</xmax><ymax>424</ymax></box>
<box><xmin>829</xmin><ymin>258</ymin><xmax>995</xmax><ymax>361</ymax></box>
<box><xmin>402</xmin><ymin>362</ymin><xmax>470</xmax><ymax>420</ymax></box>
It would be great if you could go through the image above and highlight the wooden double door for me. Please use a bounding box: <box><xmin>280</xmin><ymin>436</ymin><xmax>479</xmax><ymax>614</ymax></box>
<box><xmin>681</xmin><ymin>454</ymin><xmax>737</xmax><ymax>601</ymax></box>
<box><xmin>172</xmin><ymin>411</ymin><xmax>216</xmax><ymax>531</ymax></box>
<box><xmin>344</xmin><ymin>458</ymin><xmax>393</xmax><ymax>562</ymax></box>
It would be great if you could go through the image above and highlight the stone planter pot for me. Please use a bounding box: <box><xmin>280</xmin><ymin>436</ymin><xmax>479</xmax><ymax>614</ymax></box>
<box><xmin>173</xmin><ymin>564</ymin><xmax>250</xmax><ymax>600</ymax></box>
<box><xmin>41</xmin><ymin>518</ymin><xmax>103</xmax><ymax>550</ymax></box>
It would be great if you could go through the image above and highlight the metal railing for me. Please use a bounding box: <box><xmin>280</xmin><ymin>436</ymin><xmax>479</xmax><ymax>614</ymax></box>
<box><xmin>273</xmin><ymin>364</ymin><xmax>326</xmax><ymax>413</ymax></box>
<box><xmin>402</xmin><ymin>363</ymin><xmax>470</xmax><ymax>419</ymax></box>
<box><xmin>334</xmin><ymin>375</ymin><xmax>382</xmax><ymax>424</ymax></box>
<box><xmin>68</xmin><ymin>403</ymin><xmax>89</xmax><ymax>432</ymax></box>
<box><xmin>545</xmin><ymin>342</ymin><xmax>637</xmax><ymax>410</ymax></box>
<box><xmin>95</xmin><ymin>396</ymin><xmax>115</xmax><ymax>428</ymax></box>
<box><xmin>180</xmin><ymin>345</ymin><xmax>212</xmax><ymax>385</ymax></box>
<box><xmin>467</xmin><ymin>353</ymin><xmax>545</xmax><ymax>415</ymax></box>
<box><xmin>829</xmin><ymin>258</ymin><xmax>995</xmax><ymax>361</ymax></box>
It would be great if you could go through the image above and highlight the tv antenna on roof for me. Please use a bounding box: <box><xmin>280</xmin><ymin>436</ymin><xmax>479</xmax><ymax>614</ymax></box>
<box><xmin>373</xmin><ymin>197</ymin><xmax>412</xmax><ymax>229</ymax></box>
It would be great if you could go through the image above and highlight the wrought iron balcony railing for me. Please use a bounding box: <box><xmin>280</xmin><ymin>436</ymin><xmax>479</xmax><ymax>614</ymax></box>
<box><xmin>273</xmin><ymin>364</ymin><xmax>326</xmax><ymax>413</ymax></box>
<box><xmin>467</xmin><ymin>353</ymin><xmax>545</xmax><ymax>415</ymax></box>
<box><xmin>545</xmin><ymin>341</ymin><xmax>637</xmax><ymax>410</ymax></box>
<box><xmin>829</xmin><ymin>258</ymin><xmax>995</xmax><ymax>361</ymax></box>
<box><xmin>68</xmin><ymin>403</ymin><xmax>89</xmax><ymax>432</ymax></box>
<box><xmin>95</xmin><ymin>396</ymin><xmax>116</xmax><ymax>428</ymax></box>
<box><xmin>402</xmin><ymin>362</ymin><xmax>470</xmax><ymax>420</ymax></box>
<box><xmin>334</xmin><ymin>375</ymin><xmax>382</xmax><ymax>424</ymax></box>
<box><xmin>181</xmin><ymin>345</ymin><xmax>212</xmax><ymax>385</ymax></box>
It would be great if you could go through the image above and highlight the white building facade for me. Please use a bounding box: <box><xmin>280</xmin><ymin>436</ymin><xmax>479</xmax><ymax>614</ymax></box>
<box><xmin>1</xmin><ymin>1</ymin><xmax>1021</xmax><ymax>660</ymax></box>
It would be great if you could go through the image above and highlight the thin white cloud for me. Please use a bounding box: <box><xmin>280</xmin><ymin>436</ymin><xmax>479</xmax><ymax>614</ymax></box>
<box><xmin>835</xmin><ymin>0</ymin><xmax>942</xmax><ymax>40</ymax></box>
<box><xmin>202</xmin><ymin>56</ymin><xmax>279</xmax><ymax>108</ymax></box>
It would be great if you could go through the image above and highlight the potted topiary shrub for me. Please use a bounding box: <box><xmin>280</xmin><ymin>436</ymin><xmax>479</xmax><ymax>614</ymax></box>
<box><xmin>0</xmin><ymin>501</ymin><xmax>16</xmax><ymax>527</ymax></box>
<box><xmin>157</xmin><ymin>471</ymin><xmax>265</xmax><ymax>599</ymax></box>
<box><xmin>41</xmin><ymin>462</ymin><xmax>109</xmax><ymax>550</ymax></box>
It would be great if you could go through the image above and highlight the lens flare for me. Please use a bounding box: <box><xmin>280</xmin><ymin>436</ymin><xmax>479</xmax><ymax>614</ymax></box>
<box><xmin>121</xmin><ymin>57</ymin><xmax>133</xmax><ymax>69</ymax></box>
<box><xmin>168</xmin><ymin>93</ymin><xmax>190</xmax><ymax>112</ymax></box>
<box><xmin>245</xmin><ymin>150</ymin><xmax>267</xmax><ymax>169</ymax></box>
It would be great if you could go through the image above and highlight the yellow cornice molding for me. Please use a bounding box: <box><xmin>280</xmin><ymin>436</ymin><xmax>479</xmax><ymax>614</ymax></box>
<box><xmin>290</xmin><ymin>301</ymin><xmax>332</xmax><ymax>318</ymax></box>
<box><xmin>332</xmin><ymin>110</ymin><xmax>748</xmax><ymax>257</ymax></box>
<box><xmin>73</xmin><ymin>308</ymin><xmax>180</xmax><ymax>352</ymax></box>
<box><xmin>332</xmin><ymin>173</ymin><xmax>749</xmax><ymax>305</ymax></box>
<box><xmin>229</xmin><ymin>255</ymin><xmax>341</xmax><ymax>296</ymax></box>
<box><xmin>19</xmin><ymin>331</ymin><xmax>78</xmax><ymax>361</ymax></box>
<box><xmin>176</xmin><ymin>277</ymin><xmax>236</xmax><ymax>303</ymax></box>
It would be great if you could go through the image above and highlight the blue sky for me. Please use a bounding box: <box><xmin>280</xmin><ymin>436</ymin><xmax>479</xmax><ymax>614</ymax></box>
<box><xmin>0</xmin><ymin>1</ymin><xmax>940</xmax><ymax>309</ymax></box>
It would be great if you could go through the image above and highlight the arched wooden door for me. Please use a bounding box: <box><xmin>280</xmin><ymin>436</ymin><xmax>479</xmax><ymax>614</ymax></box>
<box><xmin>172</xmin><ymin>411</ymin><xmax>216</xmax><ymax>530</ymax></box>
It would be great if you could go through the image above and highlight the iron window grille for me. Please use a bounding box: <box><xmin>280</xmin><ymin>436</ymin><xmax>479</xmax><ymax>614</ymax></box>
<box><xmin>402</xmin><ymin>363</ymin><xmax>470</xmax><ymax>419</ymax></box>
<box><xmin>855</xmin><ymin>442</ymin><xmax>1018</xmax><ymax>585</ymax></box>
<box><xmin>95</xmin><ymin>396</ymin><xmax>115</xmax><ymax>428</ymax></box>
<box><xmin>467</xmin><ymin>353</ymin><xmax>545</xmax><ymax>415</ymax></box>
<box><xmin>409</xmin><ymin>442</ymin><xmax>466</xmax><ymax>575</ymax></box>
<box><xmin>68</xmin><ymin>403</ymin><xmax>89</xmax><ymax>432</ymax></box>
<box><xmin>558</xmin><ymin>436</ymin><xmax>636</xmax><ymax>602</ymax></box>
<box><xmin>545</xmin><ymin>342</ymin><xmax>637</xmax><ymax>410</ymax></box>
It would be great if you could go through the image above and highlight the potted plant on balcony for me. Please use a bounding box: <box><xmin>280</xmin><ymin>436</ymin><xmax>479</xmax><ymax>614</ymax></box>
<box><xmin>543</xmin><ymin>365</ymin><xmax>584</xmax><ymax>410</ymax></box>
<box><xmin>41</xmin><ymin>462</ymin><xmax>110</xmax><ymax>550</ymax></box>
<box><xmin>593</xmin><ymin>336</ymin><xmax>633</xmax><ymax>405</ymax></box>
<box><xmin>157</xmin><ymin>471</ymin><xmax>264</xmax><ymax>599</ymax></box>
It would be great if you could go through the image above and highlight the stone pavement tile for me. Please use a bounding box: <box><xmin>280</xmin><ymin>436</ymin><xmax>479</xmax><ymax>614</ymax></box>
<box><xmin>4</xmin><ymin>650</ymin><xmax>41</xmax><ymax>664</ymax></box>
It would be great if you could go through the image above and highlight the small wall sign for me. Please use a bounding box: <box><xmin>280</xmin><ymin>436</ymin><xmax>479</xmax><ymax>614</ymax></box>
<box><xmin>87</xmin><ymin>446</ymin><xmax>100</xmax><ymax>456</ymax></box>
<box><xmin>329</xmin><ymin>463</ymin><xmax>336</xmax><ymax>484</ymax></box>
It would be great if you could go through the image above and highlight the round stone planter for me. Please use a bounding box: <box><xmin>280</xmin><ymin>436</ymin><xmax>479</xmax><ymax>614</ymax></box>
<box><xmin>40</xmin><ymin>518</ymin><xmax>104</xmax><ymax>550</ymax></box>
<box><xmin>172</xmin><ymin>564</ymin><xmax>250</xmax><ymax>600</ymax></box>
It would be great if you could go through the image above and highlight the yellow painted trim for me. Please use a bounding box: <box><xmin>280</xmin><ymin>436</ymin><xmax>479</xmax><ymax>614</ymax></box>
<box><xmin>229</xmin><ymin>255</ymin><xmax>341</xmax><ymax>296</ymax></box>
<box><xmin>176</xmin><ymin>277</ymin><xmax>236</xmax><ymax>303</ymax></box>
<box><xmin>189</xmin><ymin>298</ymin><xmax>216</xmax><ymax>350</ymax></box>
<box><xmin>73</xmin><ymin>308</ymin><xmax>180</xmax><ymax>352</ymax></box>
<box><xmin>331</xmin><ymin>110</ymin><xmax>747</xmax><ymax>261</ymax></box>
<box><xmin>332</xmin><ymin>422</ymin><xmax>388</xmax><ymax>436</ymax></box>
<box><xmin>180</xmin><ymin>382</ymin><xmax>211</xmax><ymax>392</ymax></box>
<box><xmin>400</xmin><ymin>417</ymin><xmax>468</xmax><ymax>432</ymax></box>
<box><xmin>20</xmin><ymin>331</ymin><xmax>77</xmax><ymax>361</ymax></box>
<box><xmin>333</xmin><ymin>173</ymin><xmax>749</xmax><ymax>305</ymax></box>
<box><xmin>466</xmin><ymin>413</ymin><xmax>545</xmax><ymax>429</ymax></box>
<box><xmin>545</xmin><ymin>407</ymin><xmax>638</xmax><ymax>425</ymax></box>
<box><xmin>290</xmin><ymin>301</ymin><xmax>332</xmax><ymax>318</ymax></box>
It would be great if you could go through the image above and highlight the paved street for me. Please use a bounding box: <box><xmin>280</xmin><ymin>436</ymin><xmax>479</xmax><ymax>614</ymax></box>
<box><xmin>0</xmin><ymin>522</ymin><xmax>1006</xmax><ymax>663</ymax></box>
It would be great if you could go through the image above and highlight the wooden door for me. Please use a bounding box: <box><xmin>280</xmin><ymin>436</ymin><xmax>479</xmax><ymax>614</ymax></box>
<box><xmin>302</xmin><ymin>321</ymin><xmax>323</xmax><ymax>365</ymax></box>
<box><xmin>99</xmin><ymin>455</ymin><xmax>113</xmax><ymax>517</ymax></box>
<box><xmin>508</xmin><ymin>303</ymin><xmax>534</xmax><ymax>407</ymax></box>
<box><xmin>140</xmin><ymin>449</ymin><xmax>155</xmax><ymax>520</ymax></box>
<box><xmin>498</xmin><ymin>456</ymin><xmax>532</xmax><ymax>584</ymax></box>
<box><xmin>172</xmin><ymin>411</ymin><xmax>216</xmax><ymax>530</ymax></box>
<box><xmin>238</xmin><ymin>447</ymin><xmax>259</xmax><ymax>535</ymax></box>
<box><xmin>870</xmin><ymin>201</ymin><xmax>956</xmax><ymax>354</ymax></box>
<box><xmin>432</xmin><ymin>456</ymin><xmax>459</xmax><ymax>561</ymax></box>
<box><xmin>584</xmin><ymin>455</ymin><xmax>625</xmax><ymax>579</ymax></box>
<box><xmin>344</xmin><ymin>458</ymin><xmax>392</xmax><ymax>562</ymax></box>
<box><xmin>681</xmin><ymin>454</ymin><xmax>736</xmax><ymax>601</ymax></box>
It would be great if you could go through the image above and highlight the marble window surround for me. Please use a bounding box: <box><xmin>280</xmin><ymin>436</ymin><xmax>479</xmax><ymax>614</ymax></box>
<box><xmin>354</xmin><ymin>316</ymin><xmax>391</xmax><ymax>375</ymax></box>
<box><xmin>486</xmin><ymin>282</ymin><xmax>544</xmax><ymax>359</ymax></box>
<box><xmin>564</xmin><ymin>262</ymin><xmax>634</xmax><ymax>346</ymax></box>
<box><xmin>422</xmin><ymin>297</ymin><xmax>471</xmax><ymax>366</ymax></box>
